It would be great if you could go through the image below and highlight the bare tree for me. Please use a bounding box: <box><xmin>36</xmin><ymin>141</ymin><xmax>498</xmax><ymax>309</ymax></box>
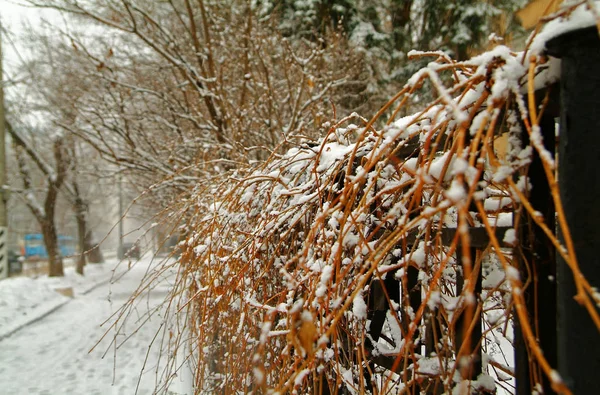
<box><xmin>4</xmin><ymin>0</ymin><xmax>371</xmax><ymax>275</ymax></box>
<box><xmin>5</xmin><ymin>22</ymin><xmax>110</xmax><ymax>275</ymax></box>
<box><xmin>22</xmin><ymin>0</ymin><xmax>368</xmax><ymax>200</ymax></box>
<box><xmin>9</xmin><ymin>123</ymin><xmax>69</xmax><ymax>277</ymax></box>
<box><xmin>68</xmin><ymin>140</ymin><xmax>105</xmax><ymax>273</ymax></box>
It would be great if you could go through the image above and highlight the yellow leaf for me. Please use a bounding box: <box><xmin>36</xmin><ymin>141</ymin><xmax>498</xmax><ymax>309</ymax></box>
<box><xmin>297</xmin><ymin>319</ymin><xmax>317</xmax><ymax>357</ymax></box>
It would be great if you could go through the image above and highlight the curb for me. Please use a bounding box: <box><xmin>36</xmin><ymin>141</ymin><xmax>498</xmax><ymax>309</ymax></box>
<box><xmin>0</xmin><ymin>269</ymin><xmax>116</xmax><ymax>342</ymax></box>
<box><xmin>82</xmin><ymin>271</ymin><xmax>115</xmax><ymax>295</ymax></box>
<box><xmin>0</xmin><ymin>299</ymin><xmax>70</xmax><ymax>342</ymax></box>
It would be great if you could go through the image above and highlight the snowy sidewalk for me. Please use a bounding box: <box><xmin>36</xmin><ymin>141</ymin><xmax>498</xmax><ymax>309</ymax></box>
<box><xmin>0</xmin><ymin>256</ymin><xmax>187</xmax><ymax>395</ymax></box>
<box><xmin>0</xmin><ymin>260</ymin><xmax>117</xmax><ymax>341</ymax></box>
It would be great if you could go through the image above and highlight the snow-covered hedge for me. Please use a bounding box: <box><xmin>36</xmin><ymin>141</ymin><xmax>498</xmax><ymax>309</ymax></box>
<box><xmin>167</xmin><ymin>4</ymin><xmax>600</xmax><ymax>393</ymax></box>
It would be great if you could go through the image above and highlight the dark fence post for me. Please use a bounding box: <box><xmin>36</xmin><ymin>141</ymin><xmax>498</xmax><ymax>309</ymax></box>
<box><xmin>546</xmin><ymin>27</ymin><xmax>600</xmax><ymax>393</ymax></box>
<box><xmin>515</xmin><ymin>100</ymin><xmax>558</xmax><ymax>395</ymax></box>
<box><xmin>455</xmin><ymin>247</ymin><xmax>482</xmax><ymax>383</ymax></box>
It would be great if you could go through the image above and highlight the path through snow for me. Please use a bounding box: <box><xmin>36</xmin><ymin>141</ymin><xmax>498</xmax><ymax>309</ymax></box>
<box><xmin>0</xmin><ymin>258</ymin><xmax>182</xmax><ymax>395</ymax></box>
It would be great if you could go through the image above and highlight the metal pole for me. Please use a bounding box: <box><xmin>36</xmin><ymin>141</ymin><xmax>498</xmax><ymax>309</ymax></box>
<box><xmin>0</xmin><ymin>20</ymin><xmax>9</xmax><ymax>279</ymax></box>
<box><xmin>546</xmin><ymin>27</ymin><xmax>600</xmax><ymax>393</ymax></box>
<box><xmin>118</xmin><ymin>172</ymin><xmax>123</xmax><ymax>258</ymax></box>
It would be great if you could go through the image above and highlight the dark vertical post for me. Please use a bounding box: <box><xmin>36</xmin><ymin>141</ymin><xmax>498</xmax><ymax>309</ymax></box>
<box><xmin>515</xmin><ymin>104</ymin><xmax>558</xmax><ymax>395</ymax></box>
<box><xmin>455</xmin><ymin>247</ymin><xmax>482</xmax><ymax>382</ymax></box>
<box><xmin>546</xmin><ymin>27</ymin><xmax>600</xmax><ymax>393</ymax></box>
<box><xmin>404</xmin><ymin>263</ymin><xmax>422</xmax><ymax>392</ymax></box>
<box><xmin>0</xmin><ymin>19</ymin><xmax>8</xmax><ymax>279</ymax></box>
<box><xmin>118</xmin><ymin>173</ymin><xmax>123</xmax><ymax>258</ymax></box>
<box><xmin>470</xmin><ymin>251</ymin><xmax>482</xmax><ymax>380</ymax></box>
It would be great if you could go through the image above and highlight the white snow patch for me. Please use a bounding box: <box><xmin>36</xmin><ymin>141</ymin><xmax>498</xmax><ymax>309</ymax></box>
<box><xmin>503</xmin><ymin>228</ymin><xmax>517</xmax><ymax>245</ymax></box>
<box><xmin>352</xmin><ymin>292</ymin><xmax>368</xmax><ymax>320</ymax></box>
<box><xmin>531</xmin><ymin>2</ymin><xmax>600</xmax><ymax>55</ymax></box>
<box><xmin>0</xmin><ymin>262</ymin><xmax>114</xmax><ymax>339</ymax></box>
<box><xmin>506</xmin><ymin>265</ymin><xmax>520</xmax><ymax>281</ymax></box>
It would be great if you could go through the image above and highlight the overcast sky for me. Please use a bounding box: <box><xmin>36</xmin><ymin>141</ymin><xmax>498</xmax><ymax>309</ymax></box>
<box><xmin>1</xmin><ymin>0</ymin><xmax>62</xmax><ymax>75</ymax></box>
<box><xmin>1</xmin><ymin>0</ymin><xmax>27</xmax><ymax>25</ymax></box>
<box><xmin>1</xmin><ymin>0</ymin><xmax>65</xmax><ymax>126</ymax></box>
<box><xmin>2</xmin><ymin>1</ymin><xmax>33</xmax><ymax>75</ymax></box>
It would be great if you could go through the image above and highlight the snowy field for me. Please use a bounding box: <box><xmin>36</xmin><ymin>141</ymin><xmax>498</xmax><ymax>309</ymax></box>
<box><xmin>0</xmin><ymin>257</ymin><xmax>185</xmax><ymax>395</ymax></box>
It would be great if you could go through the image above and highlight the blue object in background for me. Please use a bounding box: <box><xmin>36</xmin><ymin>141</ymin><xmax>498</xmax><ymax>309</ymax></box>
<box><xmin>58</xmin><ymin>235</ymin><xmax>76</xmax><ymax>257</ymax></box>
<box><xmin>23</xmin><ymin>234</ymin><xmax>76</xmax><ymax>258</ymax></box>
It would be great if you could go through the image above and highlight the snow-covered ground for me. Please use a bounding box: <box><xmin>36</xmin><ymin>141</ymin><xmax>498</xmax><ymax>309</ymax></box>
<box><xmin>0</xmin><ymin>262</ymin><xmax>114</xmax><ymax>340</ymax></box>
<box><xmin>0</xmin><ymin>257</ymin><xmax>186</xmax><ymax>395</ymax></box>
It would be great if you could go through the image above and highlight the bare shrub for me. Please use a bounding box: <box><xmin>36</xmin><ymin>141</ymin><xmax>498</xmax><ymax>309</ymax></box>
<box><xmin>163</xmin><ymin>17</ymin><xmax>600</xmax><ymax>395</ymax></box>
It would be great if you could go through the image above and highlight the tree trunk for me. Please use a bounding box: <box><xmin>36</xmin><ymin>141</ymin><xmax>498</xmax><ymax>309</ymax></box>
<box><xmin>390</xmin><ymin>0</ymin><xmax>413</xmax><ymax>51</ymax></box>
<box><xmin>75</xmin><ymin>200</ymin><xmax>86</xmax><ymax>275</ymax></box>
<box><xmin>42</xmin><ymin>140</ymin><xmax>68</xmax><ymax>277</ymax></box>
<box><xmin>42</xmin><ymin>219</ymin><xmax>64</xmax><ymax>277</ymax></box>
<box><xmin>85</xmin><ymin>230</ymin><xmax>104</xmax><ymax>263</ymax></box>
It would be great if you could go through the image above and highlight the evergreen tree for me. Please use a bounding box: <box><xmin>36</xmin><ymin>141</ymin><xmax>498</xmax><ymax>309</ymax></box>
<box><xmin>257</xmin><ymin>0</ymin><xmax>355</xmax><ymax>38</ymax></box>
<box><xmin>255</xmin><ymin>0</ymin><xmax>526</xmax><ymax>115</ymax></box>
